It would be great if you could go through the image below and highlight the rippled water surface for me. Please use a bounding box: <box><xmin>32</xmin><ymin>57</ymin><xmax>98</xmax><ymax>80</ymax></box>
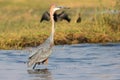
<box><xmin>0</xmin><ymin>43</ymin><xmax>120</xmax><ymax>80</ymax></box>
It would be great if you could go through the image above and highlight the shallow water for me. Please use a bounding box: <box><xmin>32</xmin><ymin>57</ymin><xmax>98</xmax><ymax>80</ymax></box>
<box><xmin>0</xmin><ymin>43</ymin><xmax>120</xmax><ymax>80</ymax></box>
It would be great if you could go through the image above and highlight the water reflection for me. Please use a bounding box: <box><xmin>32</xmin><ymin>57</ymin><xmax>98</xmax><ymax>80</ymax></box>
<box><xmin>27</xmin><ymin>69</ymin><xmax>53</xmax><ymax>80</ymax></box>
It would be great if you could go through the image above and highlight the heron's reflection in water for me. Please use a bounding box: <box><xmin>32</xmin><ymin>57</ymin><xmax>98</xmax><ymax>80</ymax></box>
<box><xmin>27</xmin><ymin>69</ymin><xmax>53</xmax><ymax>80</ymax></box>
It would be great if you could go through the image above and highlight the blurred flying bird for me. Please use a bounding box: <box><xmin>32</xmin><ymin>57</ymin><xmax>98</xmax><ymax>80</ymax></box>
<box><xmin>40</xmin><ymin>11</ymin><xmax>71</xmax><ymax>22</ymax></box>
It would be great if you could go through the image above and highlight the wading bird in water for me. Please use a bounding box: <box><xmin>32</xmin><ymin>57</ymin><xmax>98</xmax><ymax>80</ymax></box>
<box><xmin>27</xmin><ymin>4</ymin><xmax>69</xmax><ymax>69</ymax></box>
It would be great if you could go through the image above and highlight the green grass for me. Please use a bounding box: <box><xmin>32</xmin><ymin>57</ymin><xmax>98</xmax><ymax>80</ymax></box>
<box><xmin>0</xmin><ymin>0</ymin><xmax>120</xmax><ymax>49</ymax></box>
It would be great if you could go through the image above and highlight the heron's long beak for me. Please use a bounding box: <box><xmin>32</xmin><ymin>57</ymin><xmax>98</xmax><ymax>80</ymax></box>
<box><xmin>57</xmin><ymin>6</ymin><xmax>70</xmax><ymax>9</ymax></box>
<box><xmin>53</xmin><ymin>6</ymin><xmax>70</xmax><ymax>12</ymax></box>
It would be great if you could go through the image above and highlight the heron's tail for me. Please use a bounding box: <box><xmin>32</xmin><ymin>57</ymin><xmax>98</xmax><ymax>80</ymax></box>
<box><xmin>27</xmin><ymin>57</ymin><xmax>36</xmax><ymax>68</ymax></box>
<box><xmin>27</xmin><ymin>52</ymin><xmax>39</xmax><ymax>68</ymax></box>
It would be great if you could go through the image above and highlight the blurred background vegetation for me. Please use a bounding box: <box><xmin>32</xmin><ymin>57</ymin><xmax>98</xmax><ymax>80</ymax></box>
<box><xmin>0</xmin><ymin>0</ymin><xmax>119</xmax><ymax>49</ymax></box>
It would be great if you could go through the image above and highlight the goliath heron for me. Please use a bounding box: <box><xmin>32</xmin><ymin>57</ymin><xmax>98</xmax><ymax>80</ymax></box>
<box><xmin>27</xmin><ymin>4</ymin><xmax>69</xmax><ymax>69</ymax></box>
<box><xmin>40</xmin><ymin>11</ymin><xmax>71</xmax><ymax>22</ymax></box>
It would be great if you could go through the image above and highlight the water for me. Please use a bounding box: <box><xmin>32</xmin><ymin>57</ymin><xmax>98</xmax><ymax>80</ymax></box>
<box><xmin>0</xmin><ymin>43</ymin><xmax>120</xmax><ymax>80</ymax></box>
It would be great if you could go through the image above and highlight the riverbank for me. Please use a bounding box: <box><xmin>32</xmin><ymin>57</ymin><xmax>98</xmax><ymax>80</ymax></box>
<box><xmin>0</xmin><ymin>0</ymin><xmax>120</xmax><ymax>49</ymax></box>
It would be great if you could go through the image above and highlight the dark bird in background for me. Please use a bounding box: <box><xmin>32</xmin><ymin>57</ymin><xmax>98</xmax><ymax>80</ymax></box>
<box><xmin>76</xmin><ymin>13</ymin><xmax>81</xmax><ymax>23</ymax></box>
<box><xmin>40</xmin><ymin>11</ymin><xmax>50</xmax><ymax>22</ymax></box>
<box><xmin>40</xmin><ymin>11</ymin><xmax>71</xmax><ymax>22</ymax></box>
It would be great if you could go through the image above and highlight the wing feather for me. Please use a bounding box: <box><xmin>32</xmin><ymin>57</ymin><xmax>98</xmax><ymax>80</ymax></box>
<box><xmin>40</xmin><ymin>11</ymin><xmax>50</xmax><ymax>22</ymax></box>
<box><xmin>27</xmin><ymin>36</ymin><xmax>53</xmax><ymax>67</ymax></box>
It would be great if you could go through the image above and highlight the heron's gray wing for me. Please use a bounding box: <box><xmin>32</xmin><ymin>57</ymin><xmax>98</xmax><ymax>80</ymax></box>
<box><xmin>40</xmin><ymin>11</ymin><xmax>50</xmax><ymax>22</ymax></box>
<box><xmin>27</xmin><ymin>47</ymin><xmax>52</xmax><ymax>67</ymax></box>
<box><xmin>27</xmin><ymin>36</ymin><xmax>53</xmax><ymax>67</ymax></box>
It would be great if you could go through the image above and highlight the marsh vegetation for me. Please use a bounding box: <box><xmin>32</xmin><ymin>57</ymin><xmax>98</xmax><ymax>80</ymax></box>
<box><xmin>0</xmin><ymin>0</ymin><xmax>120</xmax><ymax>49</ymax></box>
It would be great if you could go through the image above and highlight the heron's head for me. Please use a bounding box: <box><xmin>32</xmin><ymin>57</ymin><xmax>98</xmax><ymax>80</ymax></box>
<box><xmin>50</xmin><ymin>4</ymin><xmax>69</xmax><ymax>16</ymax></box>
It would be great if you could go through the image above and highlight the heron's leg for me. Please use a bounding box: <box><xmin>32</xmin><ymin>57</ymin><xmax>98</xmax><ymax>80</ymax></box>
<box><xmin>42</xmin><ymin>58</ymin><xmax>48</xmax><ymax>65</ymax></box>
<box><xmin>33</xmin><ymin>63</ymin><xmax>37</xmax><ymax>69</ymax></box>
<box><xmin>44</xmin><ymin>58</ymin><xmax>48</xmax><ymax>65</ymax></box>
